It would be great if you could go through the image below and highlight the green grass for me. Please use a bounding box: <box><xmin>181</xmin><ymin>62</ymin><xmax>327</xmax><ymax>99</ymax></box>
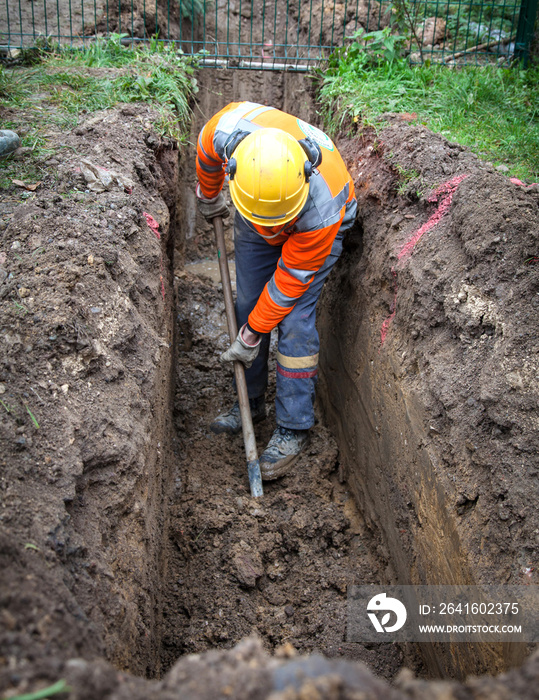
<box><xmin>317</xmin><ymin>32</ymin><xmax>539</xmax><ymax>181</ymax></box>
<box><xmin>0</xmin><ymin>36</ymin><xmax>198</xmax><ymax>189</ymax></box>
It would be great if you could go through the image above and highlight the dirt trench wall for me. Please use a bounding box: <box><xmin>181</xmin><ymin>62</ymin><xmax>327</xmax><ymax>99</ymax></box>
<box><xmin>0</xmin><ymin>105</ymin><xmax>179</xmax><ymax>683</ymax></box>
<box><xmin>318</xmin><ymin>119</ymin><xmax>539</xmax><ymax>679</ymax></box>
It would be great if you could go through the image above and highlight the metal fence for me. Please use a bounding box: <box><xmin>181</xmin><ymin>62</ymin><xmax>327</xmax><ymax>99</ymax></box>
<box><xmin>1</xmin><ymin>0</ymin><xmax>537</xmax><ymax>67</ymax></box>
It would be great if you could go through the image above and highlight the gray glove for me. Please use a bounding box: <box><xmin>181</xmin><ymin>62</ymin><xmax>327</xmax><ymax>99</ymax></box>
<box><xmin>196</xmin><ymin>183</ymin><xmax>230</xmax><ymax>221</ymax></box>
<box><xmin>220</xmin><ymin>325</ymin><xmax>261</xmax><ymax>369</ymax></box>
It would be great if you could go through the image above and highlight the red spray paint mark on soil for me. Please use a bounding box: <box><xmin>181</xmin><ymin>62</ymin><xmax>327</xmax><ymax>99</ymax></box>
<box><xmin>510</xmin><ymin>177</ymin><xmax>539</xmax><ymax>188</ymax></box>
<box><xmin>144</xmin><ymin>212</ymin><xmax>161</xmax><ymax>239</ymax></box>
<box><xmin>396</xmin><ymin>174</ymin><xmax>469</xmax><ymax>264</ymax></box>
<box><xmin>381</xmin><ymin>174</ymin><xmax>469</xmax><ymax>346</ymax></box>
<box><xmin>144</xmin><ymin>213</ymin><xmax>165</xmax><ymax>300</ymax></box>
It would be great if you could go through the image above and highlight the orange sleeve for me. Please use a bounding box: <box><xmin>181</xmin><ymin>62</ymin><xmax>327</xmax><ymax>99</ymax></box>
<box><xmin>247</xmin><ymin>220</ymin><xmax>342</xmax><ymax>333</ymax></box>
<box><xmin>196</xmin><ymin>103</ymin><xmax>241</xmax><ymax>199</ymax></box>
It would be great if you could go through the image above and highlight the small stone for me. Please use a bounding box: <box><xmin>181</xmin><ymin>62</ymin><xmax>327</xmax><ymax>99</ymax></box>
<box><xmin>232</xmin><ymin>544</ymin><xmax>263</xmax><ymax>588</ymax></box>
<box><xmin>90</xmin><ymin>307</ymin><xmax>102</xmax><ymax>314</ymax></box>
<box><xmin>61</xmin><ymin>384</ymin><xmax>69</xmax><ymax>394</ymax></box>
<box><xmin>10</xmin><ymin>241</ymin><xmax>21</xmax><ymax>250</ymax></box>
<box><xmin>496</xmin><ymin>164</ymin><xmax>509</xmax><ymax>173</ymax></box>
<box><xmin>18</xmin><ymin>287</ymin><xmax>31</xmax><ymax>298</ymax></box>
<box><xmin>284</xmin><ymin>605</ymin><xmax>295</xmax><ymax>617</ymax></box>
<box><xmin>0</xmin><ymin>130</ymin><xmax>21</xmax><ymax>157</ymax></box>
<box><xmin>498</xmin><ymin>504</ymin><xmax>510</xmax><ymax>521</ymax></box>
<box><xmin>0</xmin><ymin>383</ymin><xmax>5</xmax><ymax>394</ymax></box>
<box><xmin>88</xmin><ymin>254</ymin><xmax>94</xmax><ymax>265</ymax></box>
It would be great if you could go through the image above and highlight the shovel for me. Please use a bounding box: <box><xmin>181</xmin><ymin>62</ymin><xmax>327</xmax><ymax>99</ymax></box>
<box><xmin>212</xmin><ymin>215</ymin><xmax>263</xmax><ymax>498</ymax></box>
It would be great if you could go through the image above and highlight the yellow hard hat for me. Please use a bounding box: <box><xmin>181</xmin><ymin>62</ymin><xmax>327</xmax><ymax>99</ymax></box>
<box><xmin>228</xmin><ymin>128</ymin><xmax>310</xmax><ymax>227</ymax></box>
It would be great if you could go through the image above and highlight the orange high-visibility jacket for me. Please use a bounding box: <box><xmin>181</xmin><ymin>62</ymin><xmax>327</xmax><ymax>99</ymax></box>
<box><xmin>196</xmin><ymin>102</ymin><xmax>357</xmax><ymax>334</ymax></box>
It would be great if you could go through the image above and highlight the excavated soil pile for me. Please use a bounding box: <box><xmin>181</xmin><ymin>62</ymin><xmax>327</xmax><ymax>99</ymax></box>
<box><xmin>0</xmin><ymin>95</ymin><xmax>538</xmax><ymax>700</ymax></box>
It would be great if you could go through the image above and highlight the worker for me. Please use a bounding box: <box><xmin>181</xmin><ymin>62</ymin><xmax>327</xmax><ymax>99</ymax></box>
<box><xmin>196</xmin><ymin>101</ymin><xmax>357</xmax><ymax>481</ymax></box>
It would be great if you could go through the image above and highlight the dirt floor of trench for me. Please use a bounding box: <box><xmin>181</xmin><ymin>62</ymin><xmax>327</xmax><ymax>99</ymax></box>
<box><xmin>160</xmin><ymin>268</ymin><xmax>404</xmax><ymax>679</ymax></box>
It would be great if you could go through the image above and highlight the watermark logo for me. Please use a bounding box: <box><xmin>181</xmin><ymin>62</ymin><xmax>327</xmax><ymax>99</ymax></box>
<box><xmin>348</xmin><ymin>585</ymin><xmax>536</xmax><ymax>642</ymax></box>
<box><xmin>367</xmin><ymin>592</ymin><xmax>407</xmax><ymax>633</ymax></box>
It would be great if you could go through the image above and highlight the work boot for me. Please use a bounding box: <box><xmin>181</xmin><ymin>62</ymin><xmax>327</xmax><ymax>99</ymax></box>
<box><xmin>0</xmin><ymin>130</ymin><xmax>20</xmax><ymax>157</ymax></box>
<box><xmin>260</xmin><ymin>426</ymin><xmax>309</xmax><ymax>481</ymax></box>
<box><xmin>210</xmin><ymin>396</ymin><xmax>266</xmax><ymax>435</ymax></box>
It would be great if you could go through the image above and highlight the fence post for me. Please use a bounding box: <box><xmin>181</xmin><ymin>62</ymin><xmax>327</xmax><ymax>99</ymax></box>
<box><xmin>514</xmin><ymin>0</ymin><xmax>539</xmax><ymax>65</ymax></box>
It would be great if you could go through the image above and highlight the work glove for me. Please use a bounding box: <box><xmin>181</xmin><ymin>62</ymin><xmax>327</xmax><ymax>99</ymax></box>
<box><xmin>220</xmin><ymin>324</ymin><xmax>261</xmax><ymax>369</ymax></box>
<box><xmin>196</xmin><ymin>182</ymin><xmax>230</xmax><ymax>221</ymax></box>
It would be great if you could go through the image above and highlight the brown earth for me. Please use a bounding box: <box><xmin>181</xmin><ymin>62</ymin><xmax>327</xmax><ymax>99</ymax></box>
<box><xmin>0</xmin><ymin>69</ymin><xmax>538</xmax><ymax>700</ymax></box>
<box><xmin>319</xmin><ymin>119</ymin><xmax>539</xmax><ymax>678</ymax></box>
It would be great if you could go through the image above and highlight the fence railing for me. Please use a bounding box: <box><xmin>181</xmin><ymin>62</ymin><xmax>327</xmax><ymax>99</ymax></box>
<box><xmin>1</xmin><ymin>0</ymin><xmax>537</xmax><ymax>67</ymax></box>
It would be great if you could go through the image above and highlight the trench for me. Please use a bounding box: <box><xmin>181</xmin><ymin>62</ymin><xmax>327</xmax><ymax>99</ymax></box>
<box><xmin>7</xmin><ymin>69</ymin><xmax>531</xmax><ymax>698</ymax></box>
<box><xmin>1</xmin><ymin>20</ymin><xmax>537</xmax><ymax>700</ymax></box>
<box><xmin>151</xmin><ymin>71</ymin><xmax>408</xmax><ymax>681</ymax></box>
<box><xmin>120</xmin><ymin>69</ymin><xmax>533</xmax><ymax>686</ymax></box>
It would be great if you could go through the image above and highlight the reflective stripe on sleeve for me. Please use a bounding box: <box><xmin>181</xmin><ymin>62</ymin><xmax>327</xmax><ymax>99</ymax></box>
<box><xmin>197</xmin><ymin>131</ymin><xmax>221</xmax><ymax>166</ymax></box>
<box><xmin>197</xmin><ymin>158</ymin><xmax>223</xmax><ymax>174</ymax></box>
<box><xmin>267</xmin><ymin>277</ymin><xmax>299</xmax><ymax>309</ymax></box>
<box><xmin>278</xmin><ymin>258</ymin><xmax>316</xmax><ymax>284</ymax></box>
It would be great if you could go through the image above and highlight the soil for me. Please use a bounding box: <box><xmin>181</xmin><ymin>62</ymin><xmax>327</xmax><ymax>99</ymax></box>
<box><xmin>318</xmin><ymin>119</ymin><xmax>539</xmax><ymax>677</ymax></box>
<box><xmin>327</xmin><ymin>119</ymin><xmax>539</xmax><ymax>591</ymax></box>
<box><xmin>0</xmin><ymin>102</ymin><xmax>180</xmax><ymax>682</ymax></box>
<box><xmin>0</xmin><ymin>67</ymin><xmax>538</xmax><ymax>700</ymax></box>
<box><xmin>161</xmin><ymin>270</ymin><xmax>403</xmax><ymax>679</ymax></box>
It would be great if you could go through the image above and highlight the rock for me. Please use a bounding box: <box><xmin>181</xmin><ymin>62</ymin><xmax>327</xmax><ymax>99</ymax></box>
<box><xmin>0</xmin><ymin>130</ymin><xmax>21</xmax><ymax>157</ymax></box>
<box><xmin>420</xmin><ymin>17</ymin><xmax>447</xmax><ymax>46</ymax></box>
<box><xmin>231</xmin><ymin>543</ymin><xmax>263</xmax><ymax>588</ymax></box>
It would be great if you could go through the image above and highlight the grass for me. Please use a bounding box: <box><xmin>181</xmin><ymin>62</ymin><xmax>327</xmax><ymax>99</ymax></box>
<box><xmin>9</xmin><ymin>680</ymin><xmax>70</xmax><ymax>700</ymax></box>
<box><xmin>317</xmin><ymin>31</ymin><xmax>539</xmax><ymax>181</ymax></box>
<box><xmin>0</xmin><ymin>35</ymin><xmax>198</xmax><ymax>189</ymax></box>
